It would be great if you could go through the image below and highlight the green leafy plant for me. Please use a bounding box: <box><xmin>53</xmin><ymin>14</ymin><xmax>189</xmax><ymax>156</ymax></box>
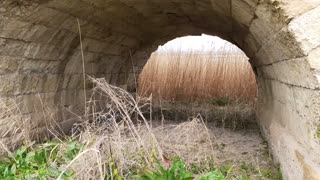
<box><xmin>218</xmin><ymin>164</ymin><xmax>233</xmax><ymax>177</ymax></box>
<box><xmin>105</xmin><ymin>157</ymin><xmax>123</xmax><ymax>180</ymax></box>
<box><xmin>316</xmin><ymin>124</ymin><xmax>320</xmax><ymax>138</ymax></box>
<box><xmin>236</xmin><ymin>174</ymin><xmax>250</xmax><ymax>180</ymax></box>
<box><xmin>209</xmin><ymin>97</ymin><xmax>230</xmax><ymax>106</ymax></box>
<box><xmin>0</xmin><ymin>140</ymin><xmax>82</xmax><ymax>179</ymax></box>
<box><xmin>274</xmin><ymin>164</ymin><xmax>283</xmax><ymax>180</ymax></box>
<box><xmin>136</xmin><ymin>158</ymin><xmax>194</xmax><ymax>180</ymax></box>
<box><xmin>199</xmin><ymin>171</ymin><xmax>224</xmax><ymax>180</ymax></box>
<box><xmin>64</xmin><ymin>141</ymin><xmax>83</xmax><ymax>159</ymax></box>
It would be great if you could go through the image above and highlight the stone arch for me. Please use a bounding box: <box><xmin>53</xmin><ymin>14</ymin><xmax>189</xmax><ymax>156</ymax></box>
<box><xmin>0</xmin><ymin>0</ymin><xmax>320</xmax><ymax>179</ymax></box>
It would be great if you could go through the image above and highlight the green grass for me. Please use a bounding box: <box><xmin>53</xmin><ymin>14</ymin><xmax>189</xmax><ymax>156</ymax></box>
<box><xmin>0</xmin><ymin>140</ymin><xmax>82</xmax><ymax>179</ymax></box>
<box><xmin>134</xmin><ymin>158</ymin><xmax>281</xmax><ymax>180</ymax></box>
<box><xmin>134</xmin><ymin>158</ymin><xmax>227</xmax><ymax>180</ymax></box>
<box><xmin>209</xmin><ymin>97</ymin><xmax>230</xmax><ymax>106</ymax></box>
<box><xmin>0</xmin><ymin>140</ymin><xmax>282</xmax><ymax>180</ymax></box>
<box><xmin>135</xmin><ymin>158</ymin><xmax>194</xmax><ymax>180</ymax></box>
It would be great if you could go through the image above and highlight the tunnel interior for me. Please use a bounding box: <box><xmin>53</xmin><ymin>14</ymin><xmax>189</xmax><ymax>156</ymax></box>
<box><xmin>0</xmin><ymin>0</ymin><xmax>320</xmax><ymax>179</ymax></box>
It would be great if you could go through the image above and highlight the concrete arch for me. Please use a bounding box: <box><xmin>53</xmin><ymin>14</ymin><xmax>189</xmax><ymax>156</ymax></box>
<box><xmin>0</xmin><ymin>0</ymin><xmax>320</xmax><ymax>179</ymax></box>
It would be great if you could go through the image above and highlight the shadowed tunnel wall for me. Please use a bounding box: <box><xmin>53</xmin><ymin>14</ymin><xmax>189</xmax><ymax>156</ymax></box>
<box><xmin>0</xmin><ymin>0</ymin><xmax>320</xmax><ymax>179</ymax></box>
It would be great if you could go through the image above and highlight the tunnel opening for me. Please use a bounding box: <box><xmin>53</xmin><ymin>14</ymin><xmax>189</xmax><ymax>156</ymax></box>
<box><xmin>138</xmin><ymin>35</ymin><xmax>258</xmax><ymax>129</ymax></box>
<box><xmin>138</xmin><ymin>35</ymin><xmax>257</xmax><ymax>104</ymax></box>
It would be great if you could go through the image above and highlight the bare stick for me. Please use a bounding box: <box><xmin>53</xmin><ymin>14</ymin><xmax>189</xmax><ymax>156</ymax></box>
<box><xmin>129</xmin><ymin>50</ymin><xmax>138</xmax><ymax>92</ymax></box>
<box><xmin>77</xmin><ymin>18</ymin><xmax>87</xmax><ymax>115</ymax></box>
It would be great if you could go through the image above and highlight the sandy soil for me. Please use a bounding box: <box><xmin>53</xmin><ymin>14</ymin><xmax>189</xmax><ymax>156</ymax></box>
<box><xmin>148</xmin><ymin>118</ymin><xmax>280</xmax><ymax>179</ymax></box>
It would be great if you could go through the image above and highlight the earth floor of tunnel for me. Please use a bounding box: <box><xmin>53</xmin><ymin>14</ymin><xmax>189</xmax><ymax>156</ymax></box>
<box><xmin>144</xmin><ymin>102</ymin><xmax>281</xmax><ymax>179</ymax></box>
<box><xmin>146</xmin><ymin>117</ymin><xmax>280</xmax><ymax>179</ymax></box>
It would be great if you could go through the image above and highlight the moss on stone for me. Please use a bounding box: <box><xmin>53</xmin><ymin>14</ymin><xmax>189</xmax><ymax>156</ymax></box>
<box><xmin>316</xmin><ymin>124</ymin><xmax>320</xmax><ymax>138</ymax></box>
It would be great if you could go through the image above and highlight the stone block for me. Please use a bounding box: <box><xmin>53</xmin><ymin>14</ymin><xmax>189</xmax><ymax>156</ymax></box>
<box><xmin>19</xmin><ymin>59</ymin><xmax>61</xmax><ymax>74</ymax></box>
<box><xmin>289</xmin><ymin>6</ymin><xmax>320</xmax><ymax>54</ymax></box>
<box><xmin>0</xmin><ymin>56</ymin><xmax>18</xmax><ymax>74</ymax></box>
<box><xmin>232</xmin><ymin>0</ymin><xmax>255</xmax><ymax>27</ymax></box>
<box><xmin>258</xmin><ymin>58</ymin><xmax>319</xmax><ymax>89</ymax></box>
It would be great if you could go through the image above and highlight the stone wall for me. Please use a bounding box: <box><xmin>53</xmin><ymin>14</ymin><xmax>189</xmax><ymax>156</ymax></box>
<box><xmin>0</xmin><ymin>0</ymin><xmax>320</xmax><ymax>179</ymax></box>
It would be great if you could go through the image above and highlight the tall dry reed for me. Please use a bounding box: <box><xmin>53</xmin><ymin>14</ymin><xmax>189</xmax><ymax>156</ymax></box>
<box><xmin>138</xmin><ymin>45</ymin><xmax>257</xmax><ymax>103</ymax></box>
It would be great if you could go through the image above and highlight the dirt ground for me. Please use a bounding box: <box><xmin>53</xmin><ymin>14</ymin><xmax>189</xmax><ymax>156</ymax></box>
<box><xmin>147</xmin><ymin>118</ymin><xmax>280</xmax><ymax>179</ymax></box>
<box><xmin>209</xmin><ymin>125</ymin><xmax>278</xmax><ymax>177</ymax></box>
<box><xmin>144</xmin><ymin>101</ymin><xmax>281</xmax><ymax>179</ymax></box>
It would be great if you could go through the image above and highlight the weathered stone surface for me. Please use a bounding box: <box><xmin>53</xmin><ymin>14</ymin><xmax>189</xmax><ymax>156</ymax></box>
<box><xmin>19</xmin><ymin>59</ymin><xmax>61</xmax><ymax>74</ymax></box>
<box><xmin>308</xmin><ymin>47</ymin><xmax>320</xmax><ymax>84</ymax></box>
<box><xmin>232</xmin><ymin>0</ymin><xmax>255</xmax><ymax>27</ymax></box>
<box><xmin>0</xmin><ymin>0</ymin><xmax>319</xmax><ymax>179</ymax></box>
<box><xmin>289</xmin><ymin>6</ymin><xmax>320</xmax><ymax>53</ymax></box>
<box><xmin>257</xmin><ymin>58</ymin><xmax>320</xmax><ymax>89</ymax></box>
<box><xmin>0</xmin><ymin>56</ymin><xmax>18</xmax><ymax>74</ymax></box>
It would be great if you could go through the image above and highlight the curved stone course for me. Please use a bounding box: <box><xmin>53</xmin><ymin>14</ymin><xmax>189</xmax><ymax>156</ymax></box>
<box><xmin>0</xmin><ymin>0</ymin><xmax>320</xmax><ymax>179</ymax></box>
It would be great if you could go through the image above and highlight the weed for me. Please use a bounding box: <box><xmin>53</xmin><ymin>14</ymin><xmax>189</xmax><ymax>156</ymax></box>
<box><xmin>261</xmin><ymin>168</ymin><xmax>272</xmax><ymax>178</ymax></box>
<box><xmin>135</xmin><ymin>158</ymin><xmax>194</xmax><ymax>180</ymax></box>
<box><xmin>274</xmin><ymin>164</ymin><xmax>283</xmax><ymax>180</ymax></box>
<box><xmin>316</xmin><ymin>124</ymin><xmax>320</xmax><ymax>138</ymax></box>
<box><xmin>0</xmin><ymin>140</ymin><xmax>81</xmax><ymax>179</ymax></box>
<box><xmin>209</xmin><ymin>97</ymin><xmax>230</xmax><ymax>106</ymax></box>
<box><xmin>240</xmin><ymin>162</ymin><xmax>250</xmax><ymax>171</ymax></box>
<box><xmin>239</xmin><ymin>162</ymin><xmax>256</xmax><ymax>174</ymax></box>
<box><xmin>236</xmin><ymin>174</ymin><xmax>250</xmax><ymax>180</ymax></box>
<box><xmin>218</xmin><ymin>163</ymin><xmax>233</xmax><ymax>176</ymax></box>
<box><xmin>260</xmin><ymin>166</ymin><xmax>282</xmax><ymax>180</ymax></box>
<box><xmin>64</xmin><ymin>141</ymin><xmax>83</xmax><ymax>159</ymax></box>
<box><xmin>199</xmin><ymin>171</ymin><xmax>224</xmax><ymax>180</ymax></box>
<box><xmin>190</xmin><ymin>163</ymin><xmax>203</xmax><ymax>174</ymax></box>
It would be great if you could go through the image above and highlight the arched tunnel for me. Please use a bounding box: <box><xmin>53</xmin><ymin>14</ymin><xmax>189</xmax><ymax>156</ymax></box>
<box><xmin>0</xmin><ymin>0</ymin><xmax>320</xmax><ymax>179</ymax></box>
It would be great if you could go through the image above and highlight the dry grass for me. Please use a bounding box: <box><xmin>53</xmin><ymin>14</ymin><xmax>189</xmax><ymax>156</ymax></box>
<box><xmin>0</xmin><ymin>78</ymin><xmax>279</xmax><ymax>179</ymax></box>
<box><xmin>65</xmin><ymin>78</ymin><xmax>216</xmax><ymax>179</ymax></box>
<box><xmin>0</xmin><ymin>79</ymin><xmax>213</xmax><ymax>179</ymax></box>
<box><xmin>0</xmin><ymin>96</ymin><xmax>67</xmax><ymax>152</ymax></box>
<box><xmin>64</xmin><ymin>78</ymin><xmax>276</xmax><ymax>179</ymax></box>
<box><xmin>138</xmin><ymin>45</ymin><xmax>257</xmax><ymax>103</ymax></box>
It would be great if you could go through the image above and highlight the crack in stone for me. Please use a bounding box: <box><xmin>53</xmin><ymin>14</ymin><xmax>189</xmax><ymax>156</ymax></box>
<box><xmin>258</xmin><ymin>76</ymin><xmax>319</xmax><ymax>90</ymax></box>
<box><xmin>254</xmin><ymin>54</ymin><xmax>308</xmax><ymax>68</ymax></box>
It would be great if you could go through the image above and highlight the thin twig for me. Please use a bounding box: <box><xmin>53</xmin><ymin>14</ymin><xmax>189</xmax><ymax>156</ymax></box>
<box><xmin>77</xmin><ymin>18</ymin><xmax>87</xmax><ymax>115</ymax></box>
